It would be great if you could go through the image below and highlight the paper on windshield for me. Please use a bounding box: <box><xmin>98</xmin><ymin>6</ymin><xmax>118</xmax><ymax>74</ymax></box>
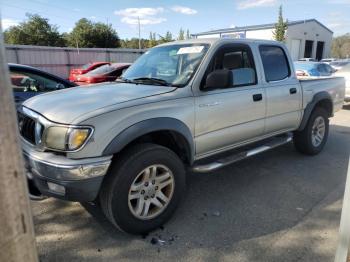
<box><xmin>177</xmin><ymin>46</ymin><xmax>204</xmax><ymax>55</ymax></box>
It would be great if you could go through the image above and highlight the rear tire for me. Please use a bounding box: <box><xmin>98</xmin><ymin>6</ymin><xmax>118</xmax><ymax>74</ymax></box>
<box><xmin>293</xmin><ymin>107</ymin><xmax>329</xmax><ymax>155</ymax></box>
<box><xmin>99</xmin><ymin>143</ymin><xmax>186</xmax><ymax>234</ymax></box>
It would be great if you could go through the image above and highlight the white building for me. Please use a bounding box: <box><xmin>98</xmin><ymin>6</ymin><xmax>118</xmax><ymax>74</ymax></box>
<box><xmin>192</xmin><ymin>19</ymin><xmax>333</xmax><ymax>61</ymax></box>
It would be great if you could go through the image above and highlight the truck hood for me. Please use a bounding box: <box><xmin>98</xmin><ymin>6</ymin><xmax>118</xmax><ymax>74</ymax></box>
<box><xmin>23</xmin><ymin>82</ymin><xmax>177</xmax><ymax>123</ymax></box>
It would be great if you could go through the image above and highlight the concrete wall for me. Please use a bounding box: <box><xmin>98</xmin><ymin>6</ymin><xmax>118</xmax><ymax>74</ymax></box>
<box><xmin>246</xmin><ymin>28</ymin><xmax>274</xmax><ymax>40</ymax></box>
<box><xmin>197</xmin><ymin>34</ymin><xmax>220</xmax><ymax>38</ymax></box>
<box><xmin>285</xmin><ymin>21</ymin><xmax>333</xmax><ymax>60</ymax></box>
<box><xmin>5</xmin><ymin>45</ymin><xmax>145</xmax><ymax>79</ymax></box>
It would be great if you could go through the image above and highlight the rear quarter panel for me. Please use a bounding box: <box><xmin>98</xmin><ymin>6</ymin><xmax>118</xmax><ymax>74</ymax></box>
<box><xmin>300</xmin><ymin>77</ymin><xmax>346</xmax><ymax>113</ymax></box>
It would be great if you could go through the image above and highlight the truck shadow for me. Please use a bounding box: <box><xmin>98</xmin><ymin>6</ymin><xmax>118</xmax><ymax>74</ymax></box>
<box><xmin>32</xmin><ymin>123</ymin><xmax>350</xmax><ymax>262</ymax></box>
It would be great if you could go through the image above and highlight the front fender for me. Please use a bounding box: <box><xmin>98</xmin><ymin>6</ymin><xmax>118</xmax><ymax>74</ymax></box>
<box><xmin>102</xmin><ymin>117</ymin><xmax>195</xmax><ymax>163</ymax></box>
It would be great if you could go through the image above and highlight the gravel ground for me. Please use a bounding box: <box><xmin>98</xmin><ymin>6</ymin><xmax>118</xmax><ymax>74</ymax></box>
<box><xmin>31</xmin><ymin>106</ymin><xmax>350</xmax><ymax>262</ymax></box>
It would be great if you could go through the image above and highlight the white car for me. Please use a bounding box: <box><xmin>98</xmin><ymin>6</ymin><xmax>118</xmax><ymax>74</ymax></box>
<box><xmin>321</xmin><ymin>58</ymin><xmax>337</xmax><ymax>64</ymax></box>
<box><xmin>330</xmin><ymin>61</ymin><xmax>350</xmax><ymax>71</ymax></box>
<box><xmin>335</xmin><ymin>64</ymin><xmax>350</xmax><ymax>102</ymax></box>
<box><xmin>298</xmin><ymin>58</ymin><xmax>317</xmax><ymax>62</ymax></box>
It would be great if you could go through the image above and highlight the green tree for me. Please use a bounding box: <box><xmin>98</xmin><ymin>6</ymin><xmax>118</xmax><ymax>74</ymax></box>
<box><xmin>121</xmin><ymin>38</ymin><xmax>149</xmax><ymax>49</ymax></box>
<box><xmin>178</xmin><ymin>28</ymin><xmax>185</xmax><ymax>40</ymax></box>
<box><xmin>4</xmin><ymin>13</ymin><xmax>65</xmax><ymax>46</ymax></box>
<box><xmin>331</xmin><ymin>33</ymin><xmax>350</xmax><ymax>58</ymax></box>
<box><xmin>148</xmin><ymin>32</ymin><xmax>157</xmax><ymax>48</ymax></box>
<box><xmin>66</xmin><ymin>18</ymin><xmax>120</xmax><ymax>48</ymax></box>
<box><xmin>273</xmin><ymin>5</ymin><xmax>288</xmax><ymax>42</ymax></box>
<box><xmin>165</xmin><ymin>31</ymin><xmax>173</xmax><ymax>41</ymax></box>
<box><xmin>186</xmin><ymin>29</ymin><xmax>191</xmax><ymax>40</ymax></box>
<box><xmin>158</xmin><ymin>31</ymin><xmax>173</xmax><ymax>44</ymax></box>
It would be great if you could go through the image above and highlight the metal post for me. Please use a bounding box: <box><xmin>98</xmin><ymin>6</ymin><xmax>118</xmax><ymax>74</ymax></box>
<box><xmin>335</xmin><ymin>158</ymin><xmax>350</xmax><ymax>262</ymax></box>
<box><xmin>138</xmin><ymin>16</ymin><xmax>141</xmax><ymax>50</ymax></box>
<box><xmin>65</xmin><ymin>48</ymin><xmax>71</xmax><ymax>78</ymax></box>
<box><xmin>0</xmin><ymin>21</ymin><xmax>38</xmax><ymax>262</ymax></box>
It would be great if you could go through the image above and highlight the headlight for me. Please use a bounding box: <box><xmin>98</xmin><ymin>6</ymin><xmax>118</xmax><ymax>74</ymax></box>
<box><xmin>67</xmin><ymin>128</ymin><xmax>92</xmax><ymax>150</ymax></box>
<box><xmin>44</xmin><ymin>126</ymin><xmax>93</xmax><ymax>151</ymax></box>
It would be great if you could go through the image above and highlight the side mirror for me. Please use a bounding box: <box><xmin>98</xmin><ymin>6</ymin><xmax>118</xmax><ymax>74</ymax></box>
<box><xmin>205</xmin><ymin>69</ymin><xmax>233</xmax><ymax>89</ymax></box>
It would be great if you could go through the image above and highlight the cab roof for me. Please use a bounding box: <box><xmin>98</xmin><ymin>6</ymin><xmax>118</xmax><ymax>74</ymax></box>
<box><xmin>157</xmin><ymin>38</ymin><xmax>282</xmax><ymax>47</ymax></box>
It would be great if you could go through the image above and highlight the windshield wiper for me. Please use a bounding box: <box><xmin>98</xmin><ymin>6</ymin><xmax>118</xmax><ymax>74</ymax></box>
<box><xmin>116</xmin><ymin>77</ymin><xmax>136</xmax><ymax>84</ymax></box>
<box><xmin>132</xmin><ymin>77</ymin><xmax>172</xmax><ymax>86</ymax></box>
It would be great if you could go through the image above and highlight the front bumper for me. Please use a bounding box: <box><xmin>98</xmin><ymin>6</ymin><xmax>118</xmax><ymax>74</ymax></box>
<box><xmin>23</xmin><ymin>142</ymin><xmax>112</xmax><ymax>202</ymax></box>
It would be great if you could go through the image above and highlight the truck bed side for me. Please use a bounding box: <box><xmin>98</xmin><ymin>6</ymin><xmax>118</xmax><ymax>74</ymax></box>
<box><xmin>300</xmin><ymin>76</ymin><xmax>346</xmax><ymax>115</ymax></box>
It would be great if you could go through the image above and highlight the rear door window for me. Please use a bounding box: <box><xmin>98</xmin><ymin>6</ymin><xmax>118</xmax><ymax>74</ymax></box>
<box><xmin>259</xmin><ymin>45</ymin><xmax>291</xmax><ymax>82</ymax></box>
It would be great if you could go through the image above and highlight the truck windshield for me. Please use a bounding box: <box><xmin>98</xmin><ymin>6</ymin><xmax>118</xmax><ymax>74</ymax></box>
<box><xmin>122</xmin><ymin>44</ymin><xmax>210</xmax><ymax>87</ymax></box>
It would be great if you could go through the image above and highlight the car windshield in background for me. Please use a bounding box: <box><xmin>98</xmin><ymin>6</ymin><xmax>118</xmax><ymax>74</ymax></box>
<box><xmin>85</xmin><ymin>64</ymin><xmax>115</xmax><ymax>75</ymax></box>
<box><xmin>122</xmin><ymin>44</ymin><xmax>210</xmax><ymax>87</ymax></box>
<box><xmin>10</xmin><ymin>70</ymin><xmax>66</xmax><ymax>92</ymax></box>
<box><xmin>81</xmin><ymin>63</ymin><xmax>92</xmax><ymax>70</ymax></box>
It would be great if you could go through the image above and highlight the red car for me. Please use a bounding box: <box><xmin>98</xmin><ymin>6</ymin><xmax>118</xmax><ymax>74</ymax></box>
<box><xmin>69</xmin><ymin>62</ymin><xmax>110</xmax><ymax>81</ymax></box>
<box><xmin>75</xmin><ymin>63</ymin><xmax>131</xmax><ymax>84</ymax></box>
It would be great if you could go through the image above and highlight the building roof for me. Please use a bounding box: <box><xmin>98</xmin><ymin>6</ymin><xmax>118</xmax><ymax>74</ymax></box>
<box><xmin>193</xmin><ymin>19</ymin><xmax>333</xmax><ymax>36</ymax></box>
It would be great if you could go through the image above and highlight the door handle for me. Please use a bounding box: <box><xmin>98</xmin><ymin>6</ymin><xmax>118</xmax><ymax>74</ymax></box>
<box><xmin>252</xmin><ymin>94</ymin><xmax>262</xmax><ymax>102</ymax></box>
<box><xmin>290</xmin><ymin>88</ymin><xmax>297</xmax><ymax>94</ymax></box>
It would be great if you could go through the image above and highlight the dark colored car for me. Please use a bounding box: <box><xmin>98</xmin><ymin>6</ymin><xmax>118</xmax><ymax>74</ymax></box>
<box><xmin>9</xmin><ymin>63</ymin><xmax>77</xmax><ymax>104</ymax></box>
<box><xmin>69</xmin><ymin>62</ymin><xmax>110</xmax><ymax>82</ymax></box>
<box><xmin>75</xmin><ymin>63</ymin><xmax>131</xmax><ymax>84</ymax></box>
<box><xmin>294</xmin><ymin>62</ymin><xmax>336</xmax><ymax>77</ymax></box>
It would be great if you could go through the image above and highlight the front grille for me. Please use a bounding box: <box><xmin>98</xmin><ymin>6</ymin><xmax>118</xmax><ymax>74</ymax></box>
<box><xmin>18</xmin><ymin>111</ymin><xmax>43</xmax><ymax>145</ymax></box>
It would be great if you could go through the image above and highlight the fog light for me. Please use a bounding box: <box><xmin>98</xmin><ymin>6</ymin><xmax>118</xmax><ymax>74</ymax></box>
<box><xmin>47</xmin><ymin>182</ymin><xmax>66</xmax><ymax>195</ymax></box>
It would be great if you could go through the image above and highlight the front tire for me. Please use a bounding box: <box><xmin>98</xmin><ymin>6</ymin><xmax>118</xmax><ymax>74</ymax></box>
<box><xmin>99</xmin><ymin>143</ymin><xmax>186</xmax><ymax>234</ymax></box>
<box><xmin>293</xmin><ymin>107</ymin><xmax>329</xmax><ymax>155</ymax></box>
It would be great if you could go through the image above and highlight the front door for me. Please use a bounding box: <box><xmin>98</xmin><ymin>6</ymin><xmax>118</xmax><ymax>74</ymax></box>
<box><xmin>194</xmin><ymin>43</ymin><xmax>266</xmax><ymax>158</ymax></box>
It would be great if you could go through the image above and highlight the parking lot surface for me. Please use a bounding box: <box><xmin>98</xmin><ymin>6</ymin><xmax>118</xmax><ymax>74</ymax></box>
<box><xmin>31</xmin><ymin>107</ymin><xmax>350</xmax><ymax>262</ymax></box>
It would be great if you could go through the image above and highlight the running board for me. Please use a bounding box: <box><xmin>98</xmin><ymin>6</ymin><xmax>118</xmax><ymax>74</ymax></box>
<box><xmin>192</xmin><ymin>134</ymin><xmax>292</xmax><ymax>173</ymax></box>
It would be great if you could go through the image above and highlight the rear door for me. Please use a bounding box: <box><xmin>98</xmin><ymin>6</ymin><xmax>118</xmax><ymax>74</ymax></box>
<box><xmin>194</xmin><ymin>43</ymin><xmax>266</xmax><ymax>157</ymax></box>
<box><xmin>259</xmin><ymin>45</ymin><xmax>302</xmax><ymax>134</ymax></box>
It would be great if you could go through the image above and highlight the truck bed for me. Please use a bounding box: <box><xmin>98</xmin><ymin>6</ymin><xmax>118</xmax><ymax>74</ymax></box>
<box><xmin>299</xmin><ymin>76</ymin><xmax>346</xmax><ymax>113</ymax></box>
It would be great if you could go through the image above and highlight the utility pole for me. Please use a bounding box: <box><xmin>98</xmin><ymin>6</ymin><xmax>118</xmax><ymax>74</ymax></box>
<box><xmin>335</xmin><ymin>158</ymin><xmax>350</xmax><ymax>262</ymax></box>
<box><xmin>138</xmin><ymin>16</ymin><xmax>141</xmax><ymax>50</ymax></box>
<box><xmin>0</xmin><ymin>21</ymin><xmax>38</xmax><ymax>262</ymax></box>
<box><xmin>75</xmin><ymin>38</ymin><xmax>80</xmax><ymax>55</ymax></box>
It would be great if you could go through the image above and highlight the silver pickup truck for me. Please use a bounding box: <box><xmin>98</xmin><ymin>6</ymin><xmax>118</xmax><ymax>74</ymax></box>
<box><xmin>20</xmin><ymin>38</ymin><xmax>345</xmax><ymax>234</ymax></box>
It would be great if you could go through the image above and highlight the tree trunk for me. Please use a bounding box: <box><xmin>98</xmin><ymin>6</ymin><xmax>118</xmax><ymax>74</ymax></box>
<box><xmin>0</xmin><ymin>23</ymin><xmax>38</xmax><ymax>262</ymax></box>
